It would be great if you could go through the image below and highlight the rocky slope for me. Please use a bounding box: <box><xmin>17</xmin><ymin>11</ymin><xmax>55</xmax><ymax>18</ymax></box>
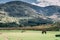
<box><xmin>0</xmin><ymin>1</ymin><xmax>53</xmax><ymax>27</ymax></box>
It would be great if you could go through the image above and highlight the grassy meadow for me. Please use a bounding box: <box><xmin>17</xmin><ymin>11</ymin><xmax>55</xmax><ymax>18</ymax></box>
<box><xmin>0</xmin><ymin>30</ymin><xmax>60</xmax><ymax>40</ymax></box>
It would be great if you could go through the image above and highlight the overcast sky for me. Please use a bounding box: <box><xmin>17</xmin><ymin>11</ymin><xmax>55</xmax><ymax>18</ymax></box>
<box><xmin>0</xmin><ymin>0</ymin><xmax>60</xmax><ymax>7</ymax></box>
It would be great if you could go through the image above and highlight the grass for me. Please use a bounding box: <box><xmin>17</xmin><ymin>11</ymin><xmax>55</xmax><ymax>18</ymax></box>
<box><xmin>0</xmin><ymin>30</ymin><xmax>60</xmax><ymax>40</ymax></box>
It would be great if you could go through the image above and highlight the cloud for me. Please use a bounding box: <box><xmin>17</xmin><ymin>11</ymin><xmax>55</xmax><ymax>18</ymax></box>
<box><xmin>32</xmin><ymin>2</ymin><xmax>50</xmax><ymax>7</ymax></box>
<box><xmin>32</xmin><ymin>0</ymin><xmax>60</xmax><ymax>7</ymax></box>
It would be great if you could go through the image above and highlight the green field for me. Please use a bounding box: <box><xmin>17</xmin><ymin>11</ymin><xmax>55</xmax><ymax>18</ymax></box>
<box><xmin>0</xmin><ymin>30</ymin><xmax>60</xmax><ymax>40</ymax></box>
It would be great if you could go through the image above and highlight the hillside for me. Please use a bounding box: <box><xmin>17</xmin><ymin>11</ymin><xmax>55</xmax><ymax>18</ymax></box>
<box><xmin>0</xmin><ymin>1</ymin><xmax>58</xmax><ymax>27</ymax></box>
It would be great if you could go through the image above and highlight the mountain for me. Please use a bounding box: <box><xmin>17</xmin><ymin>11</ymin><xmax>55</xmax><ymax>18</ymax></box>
<box><xmin>0</xmin><ymin>1</ymin><xmax>54</xmax><ymax>27</ymax></box>
<box><xmin>28</xmin><ymin>4</ymin><xmax>60</xmax><ymax>21</ymax></box>
<box><xmin>33</xmin><ymin>5</ymin><xmax>60</xmax><ymax>22</ymax></box>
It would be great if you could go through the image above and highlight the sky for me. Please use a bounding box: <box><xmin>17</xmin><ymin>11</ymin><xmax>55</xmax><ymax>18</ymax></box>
<box><xmin>0</xmin><ymin>0</ymin><xmax>36</xmax><ymax>3</ymax></box>
<box><xmin>0</xmin><ymin>0</ymin><xmax>60</xmax><ymax>7</ymax></box>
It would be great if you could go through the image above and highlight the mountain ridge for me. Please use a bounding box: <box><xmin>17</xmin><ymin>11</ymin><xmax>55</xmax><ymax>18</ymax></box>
<box><xmin>0</xmin><ymin>1</ymin><xmax>59</xmax><ymax>27</ymax></box>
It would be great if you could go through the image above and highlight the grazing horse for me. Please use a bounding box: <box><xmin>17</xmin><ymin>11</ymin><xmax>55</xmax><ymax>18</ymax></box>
<box><xmin>42</xmin><ymin>29</ymin><xmax>47</xmax><ymax>34</ymax></box>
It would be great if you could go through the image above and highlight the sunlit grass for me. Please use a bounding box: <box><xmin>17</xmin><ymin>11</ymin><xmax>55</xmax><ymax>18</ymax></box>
<box><xmin>0</xmin><ymin>30</ymin><xmax>60</xmax><ymax>40</ymax></box>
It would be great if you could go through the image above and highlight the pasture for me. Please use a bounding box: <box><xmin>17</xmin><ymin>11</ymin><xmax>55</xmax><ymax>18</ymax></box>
<box><xmin>0</xmin><ymin>30</ymin><xmax>60</xmax><ymax>40</ymax></box>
